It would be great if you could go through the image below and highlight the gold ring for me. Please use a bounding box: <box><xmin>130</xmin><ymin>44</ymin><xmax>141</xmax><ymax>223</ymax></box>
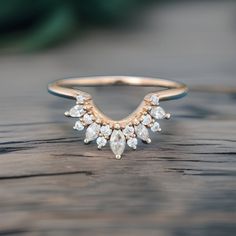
<box><xmin>48</xmin><ymin>76</ymin><xmax>188</xmax><ymax>159</ymax></box>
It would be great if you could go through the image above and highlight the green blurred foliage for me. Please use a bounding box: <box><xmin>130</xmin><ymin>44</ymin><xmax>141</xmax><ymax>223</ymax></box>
<box><xmin>0</xmin><ymin>0</ymin><xmax>152</xmax><ymax>52</ymax></box>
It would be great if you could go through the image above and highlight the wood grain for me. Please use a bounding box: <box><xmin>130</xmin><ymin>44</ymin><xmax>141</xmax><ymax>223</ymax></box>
<box><xmin>0</xmin><ymin>2</ymin><xmax>236</xmax><ymax>235</ymax></box>
<box><xmin>0</xmin><ymin>87</ymin><xmax>235</xmax><ymax>236</ymax></box>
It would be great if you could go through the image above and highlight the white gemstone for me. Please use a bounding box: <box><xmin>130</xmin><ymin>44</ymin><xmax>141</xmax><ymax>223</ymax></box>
<box><xmin>142</xmin><ymin>114</ymin><xmax>152</xmax><ymax>125</ymax></box>
<box><xmin>69</xmin><ymin>105</ymin><xmax>85</xmax><ymax>117</ymax></box>
<box><xmin>151</xmin><ymin>122</ymin><xmax>160</xmax><ymax>132</ymax></box>
<box><xmin>110</xmin><ymin>130</ymin><xmax>126</xmax><ymax>157</ymax></box>
<box><xmin>150</xmin><ymin>106</ymin><xmax>166</xmax><ymax>119</ymax></box>
<box><xmin>123</xmin><ymin>125</ymin><xmax>134</xmax><ymax>137</ymax></box>
<box><xmin>73</xmin><ymin>120</ymin><xmax>84</xmax><ymax>131</ymax></box>
<box><xmin>96</xmin><ymin>136</ymin><xmax>107</xmax><ymax>148</ymax></box>
<box><xmin>76</xmin><ymin>95</ymin><xmax>85</xmax><ymax>104</ymax></box>
<box><xmin>100</xmin><ymin>125</ymin><xmax>112</xmax><ymax>137</ymax></box>
<box><xmin>135</xmin><ymin>124</ymin><xmax>150</xmax><ymax>141</ymax></box>
<box><xmin>83</xmin><ymin>113</ymin><xmax>93</xmax><ymax>125</ymax></box>
<box><xmin>127</xmin><ymin>137</ymin><xmax>138</xmax><ymax>149</ymax></box>
<box><xmin>150</xmin><ymin>94</ymin><xmax>159</xmax><ymax>105</ymax></box>
<box><xmin>85</xmin><ymin>123</ymin><xmax>100</xmax><ymax>142</ymax></box>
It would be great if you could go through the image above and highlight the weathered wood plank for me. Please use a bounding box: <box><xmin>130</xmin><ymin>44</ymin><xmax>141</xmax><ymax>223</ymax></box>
<box><xmin>0</xmin><ymin>89</ymin><xmax>235</xmax><ymax>236</ymax></box>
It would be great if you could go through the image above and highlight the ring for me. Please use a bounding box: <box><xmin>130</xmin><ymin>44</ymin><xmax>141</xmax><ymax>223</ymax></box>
<box><xmin>48</xmin><ymin>76</ymin><xmax>188</xmax><ymax>159</ymax></box>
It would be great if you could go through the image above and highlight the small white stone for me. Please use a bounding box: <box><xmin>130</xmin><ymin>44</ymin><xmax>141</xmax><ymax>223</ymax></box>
<box><xmin>123</xmin><ymin>125</ymin><xmax>134</xmax><ymax>137</ymax></box>
<box><xmin>142</xmin><ymin>114</ymin><xmax>152</xmax><ymax>125</ymax></box>
<box><xmin>100</xmin><ymin>125</ymin><xmax>112</xmax><ymax>137</ymax></box>
<box><xmin>73</xmin><ymin>120</ymin><xmax>84</xmax><ymax>131</ymax></box>
<box><xmin>76</xmin><ymin>95</ymin><xmax>85</xmax><ymax>104</ymax></box>
<box><xmin>127</xmin><ymin>137</ymin><xmax>138</xmax><ymax>149</ymax></box>
<box><xmin>96</xmin><ymin>136</ymin><xmax>107</xmax><ymax>148</ymax></box>
<box><xmin>85</xmin><ymin>123</ymin><xmax>100</xmax><ymax>142</ymax></box>
<box><xmin>115</xmin><ymin>155</ymin><xmax>122</xmax><ymax>160</ymax></box>
<box><xmin>150</xmin><ymin>106</ymin><xmax>166</xmax><ymax>119</ymax></box>
<box><xmin>110</xmin><ymin>130</ymin><xmax>126</xmax><ymax>157</ymax></box>
<box><xmin>151</xmin><ymin>122</ymin><xmax>161</xmax><ymax>132</ymax></box>
<box><xmin>69</xmin><ymin>105</ymin><xmax>85</xmax><ymax>117</ymax></box>
<box><xmin>150</xmin><ymin>94</ymin><xmax>159</xmax><ymax>105</ymax></box>
<box><xmin>135</xmin><ymin>124</ymin><xmax>150</xmax><ymax>142</ymax></box>
<box><xmin>83</xmin><ymin>113</ymin><xmax>94</xmax><ymax>125</ymax></box>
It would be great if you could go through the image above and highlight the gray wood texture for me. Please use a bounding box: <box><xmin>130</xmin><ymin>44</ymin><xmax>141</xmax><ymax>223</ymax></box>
<box><xmin>0</xmin><ymin>2</ymin><xmax>236</xmax><ymax>236</ymax></box>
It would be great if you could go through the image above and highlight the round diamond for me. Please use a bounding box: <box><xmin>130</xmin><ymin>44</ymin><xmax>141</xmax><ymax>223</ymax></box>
<box><xmin>83</xmin><ymin>113</ymin><xmax>94</xmax><ymax>125</ymax></box>
<box><xmin>69</xmin><ymin>105</ymin><xmax>85</xmax><ymax>117</ymax></box>
<box><xmin>76</xmin><ymin>95</ymin><xmax>86</xmax><ymax>104</ymax></box>
<box><xmin>150</xmin><ymin>94</ymin><xmax>159</xmax><ymax>105</ymax></box>
<box><xmin>127</xmin><ymin>137</ymin><xmax>138</xmax><ymax>149</ymax></box>
<box><xmin>96</xmin><ymin>136</ymin><xmax>107</xmax><ymax>148</ymax></box>
<box><xmin>73</xmin><ymin>120</ymin><xmax>84</xmax><ymax>131</ymax></box>
<box><xmin>123</xmin><ymin>125</ymin><xmax>134</xmax><ymax>137</ymax></box>
<box><xmin>142</xmin><ymin>114</ymin><xmax>152</xmax><ymax>125</ymax></box>
<box><xmin>150</xmin><ymin>106</ymin><xmax>166</xmax><ymax>119</ymax></box>
<box><xmin>151</xmin><ymin>122</ymin><xmax>160</xmax><ymax>132</ymax></box>
<box><xmin>100</xmin><ymin>125</ymin><xmax>112</xmax><ymax>137</ymax></box>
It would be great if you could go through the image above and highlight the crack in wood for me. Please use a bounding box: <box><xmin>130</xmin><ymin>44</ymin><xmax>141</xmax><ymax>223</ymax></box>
<box><xmin>0</xmin><ymin>229</ymin><xmax>28</xmax><ymax>236</ymax></box>
<box><xmin>0</xmin><ymin>137</ymin><xmax>82</xmax><ymax>146</ymax></box>
<box><xmin>0</xmin><ymin>171</ymin><xmax>93</xmax><ymax>180</ymax></box>
<box><xmin>0</xmin><ymin>146</ymin><xmax>35</xmax><ymax>154</ymax></box>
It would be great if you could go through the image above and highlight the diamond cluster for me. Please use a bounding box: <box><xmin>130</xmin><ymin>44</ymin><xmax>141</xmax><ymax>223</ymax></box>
<box><xmin>66</xmin><ymin>94</ymin><xmax>170</xmax><ymax>159</ymax></box>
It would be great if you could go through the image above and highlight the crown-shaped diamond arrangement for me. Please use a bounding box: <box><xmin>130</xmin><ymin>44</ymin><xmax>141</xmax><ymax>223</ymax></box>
<box><xmin>64</xmin><ymin>94</ymin><xmax>170</xmax><ymax>159</ymax></box>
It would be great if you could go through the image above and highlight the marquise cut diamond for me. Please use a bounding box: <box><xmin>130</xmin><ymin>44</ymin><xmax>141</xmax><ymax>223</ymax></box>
<box><xmin>69</xmin><ymin>105</ymin><xmax>85</xmax><ymax>117</ymax></box>
<box><xmin>135</xmin><ymin>124</ymin><xmax>150</xmax><ymax>142</ymax></box>
<box><xmin>110</xmin><ymin>130</ymin><xmax>126</xmax><ymax>158</ymax></box>
<box><xmin>85</xmin><ymin>123</ymin><xmax>100</xmax><ymax>142</ymax></box>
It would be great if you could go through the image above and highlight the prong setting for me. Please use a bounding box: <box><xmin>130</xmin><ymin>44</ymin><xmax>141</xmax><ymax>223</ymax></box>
<box><xmin>115</xmin><ymin>155</ymin><xmax>122</xmax><ymax>160</ymax></box>
<box><xmin>65</xmin><ymin>93</ymin><xmax>171</xmax><ymax>159</ymax></box>
<box><xmin>165</xmin><ymin>113</ymin><xmax>171</xmax><ymax>119</ymax></box>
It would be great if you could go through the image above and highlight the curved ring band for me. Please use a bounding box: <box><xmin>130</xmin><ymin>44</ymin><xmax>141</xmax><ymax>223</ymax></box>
<box><xmin>48</xmin><ymin>76</ymin><xmax>187</xmax><ymax>101</ymax></box>
<box><xmin>48</xmin><ymin>76</ymin><xmax>188</xmax><ymax>159</ymax></box>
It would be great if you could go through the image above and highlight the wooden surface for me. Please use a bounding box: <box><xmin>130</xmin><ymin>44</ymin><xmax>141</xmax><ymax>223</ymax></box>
<box><xmin>0</xmin><ymin>2</ymin><xmax>236</xmax><ymax>236</ymax></box>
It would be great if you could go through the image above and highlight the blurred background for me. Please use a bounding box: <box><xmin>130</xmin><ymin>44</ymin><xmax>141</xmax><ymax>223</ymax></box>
<box><xmin>0</xmin><ymin>0</ymin><xmax>235</xmax><ymax>84</ymax></box>
<box><xmin>0</xmin><ymin>0</ymin><xmax>236</xmax><ymax>120</ymax></box>
<box><xmin>0</xmin><ymin>0</ymin><xmax>157</xmax><ymax>52</ymax></box>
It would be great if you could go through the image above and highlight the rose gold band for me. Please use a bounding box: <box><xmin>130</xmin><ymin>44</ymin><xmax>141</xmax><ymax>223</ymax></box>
<box><xmin>48</xmin><ymin>76</ymin><xmax>187</xmax><ymax>127</ymax></box>
<box><xmin>48</xmin><ymin>76</ymin><xmax>188</xmax><ymax>101</ymax></box>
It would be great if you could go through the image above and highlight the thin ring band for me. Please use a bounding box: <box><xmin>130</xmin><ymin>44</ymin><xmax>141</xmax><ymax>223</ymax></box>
<box><xmin>48</xmin><ymin>76</ymin><xmax>188</xmax><ymax>159</ymax></box>
<box><xmin>48</xmin><ymin>76</ymin><xmax>187</xmax><ymax>101</ymax></box>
